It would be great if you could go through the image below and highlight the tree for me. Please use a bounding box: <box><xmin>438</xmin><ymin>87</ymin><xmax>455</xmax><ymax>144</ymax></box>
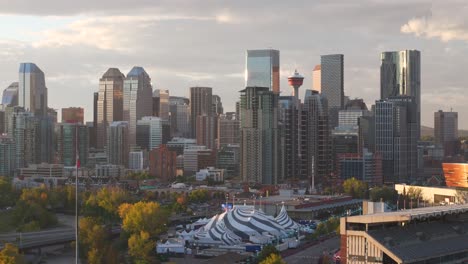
<box><xmin>79</xmin><ymin>217</ymin><xmax>108</xmax><ymax>262</ymax></box>
<box><xmin>188</xmin><ymin>189</ymin><xmax>210</xmax><ymax>203</ymax></box>
<box><xmin>0</xmin><ymin>243</ymin><xmax>25</xmax><ymax>264</ymax></box>
<box><xmin>128</xmin><ymin>231</ymin><xmax>155</xmax><ymax>263</ymax></box>
<box><xmin>257</xmin><ymin>245</ymin><xmax>279</xmax><ymax>263</ymax></box>
<box><xmin>455</xmin><ymin>189</ymin><xmax>468</xmax><ymax>204</ymax></box>
<box><xmin>119</xmin><ymin>201</ymin><xmax>169</xmax><ymax>237</ymax></box>
<box><xmin>83</xmin><ymin>187</ymin><xmax>132</xmax><ymax>222</ymax></box>
<box><xmin>342</xmin><ymin>178</ymin><xmax>368</xmax><ymax>199</ymax></box>
<box><xmin>260</xmin><ymin>253</ymin><xmax>286</xmax><ymax>264</ymax></box>
<box><xmin>369</xmin><ymin>186</ymin><xmax>398</xmax><ymax>204</ymax></box>
<box><xmin>0</xmin><ymin>177</ymin><xmax>17</xmax><ymax>208</ymax></box>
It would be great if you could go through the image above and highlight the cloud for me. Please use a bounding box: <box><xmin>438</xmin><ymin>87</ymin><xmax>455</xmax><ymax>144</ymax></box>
<box><xmin>401</xmin><ymin>2</ymin><xmax>468</xmax><ymax>42</ymax></box>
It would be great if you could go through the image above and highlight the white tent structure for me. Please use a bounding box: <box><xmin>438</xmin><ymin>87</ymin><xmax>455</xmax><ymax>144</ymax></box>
<box><xmin>194</xmin><ymin>205</ymin><xmax>300</xmax><ymax>245</ymax></box>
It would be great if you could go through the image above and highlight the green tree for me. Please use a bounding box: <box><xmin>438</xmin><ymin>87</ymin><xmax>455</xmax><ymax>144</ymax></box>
<box><xmin>342</xmin><ymin>178</ymin><xmax>368</xmax><ymax>199</ymax></box>
<box><xmin>0</xmin><ymin>177</ymin><xmax>17</xmax><ymax>208</ymax></box>
<box><xmin>257</xmin><ymin>245</ymin><xmax>279</xmax><ymax>263</ymax></box>
<box><xmin>0</xmin><ymin>243</ymin><xmax>25</xmax><ymax>264</ymax></box>
<box><xmin>83</xmin><ymin>187</ymin><xmax>132</xmax><ymax>222</ymax></box>
<box><xmin>188</xmin><ymin>189</ymin><xmax>209</xmax><ymax>203</ymax></box>
<box><xmin>119</xmin><ymin>201</ymin><xmax>169</xmax><ymax>237</ymax></box>
<box><xmin>260</xmin><ymin>253</ymin><xmax>286</xmax><ymax>264</ymax></box>
<box><xmin>369</xmin><ymin>186</ymin><xmax>398</xmax><ymax>204</ymax></box>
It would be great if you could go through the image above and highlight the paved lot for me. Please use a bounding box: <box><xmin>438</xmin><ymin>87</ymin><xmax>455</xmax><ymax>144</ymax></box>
<box><xmin>284</xmin><ymin>236</ymin><xmax>340</xmax><ymax>264</ymax></box>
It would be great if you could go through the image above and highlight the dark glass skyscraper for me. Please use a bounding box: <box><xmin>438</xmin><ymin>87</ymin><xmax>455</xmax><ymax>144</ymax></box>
<box><xmin>246</xmin><ymin>49</ymin><xmax>280</xmax><ymax>94</ymax></box>
<box><xmin>320</xmin><ymin>54</ymin><xmax>344</xmax><ymax>128</ymax></box>
<box><xmin>18</xmin><ymin>63</ymin><xmax>47</xmax><ymax>117</ymax></box>
<box><xmin>380</xmin><ymin>50</ymin><xmax>421</xmax><ymax>139</ymax></box>
<box><xmin>2</xmin><ymin>82</ymin><xmax>18</xmax><ymax>106</ymax></box>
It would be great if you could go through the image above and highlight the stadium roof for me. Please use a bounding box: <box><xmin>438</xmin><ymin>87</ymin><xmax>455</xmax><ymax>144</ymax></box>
<box><xmin>346</xmin><ymin>204</ymin><xmax>468</xmax><ymax>224</ymax></box>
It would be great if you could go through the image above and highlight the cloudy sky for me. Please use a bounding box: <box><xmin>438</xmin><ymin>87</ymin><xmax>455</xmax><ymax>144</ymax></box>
<box><xmin>1</xmin><ymin>0</ymin><xmax>467</xmax><ymax>127</ymax></box>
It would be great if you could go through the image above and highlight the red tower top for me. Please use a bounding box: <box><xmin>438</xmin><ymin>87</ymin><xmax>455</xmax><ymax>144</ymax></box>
<box><xmin>288</xmin><ymin>69</ymin><xmax>304</xmax><ymax>88</ymax></box>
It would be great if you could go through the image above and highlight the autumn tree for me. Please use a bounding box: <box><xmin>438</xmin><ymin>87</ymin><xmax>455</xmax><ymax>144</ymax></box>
<box><xmin>78</xmin><ymin>216</ymin><xmax>119</xmax><ymax>263</ymax></box>
<box><xmin>342</xmin><ymin>178</ymin><xmax>368</xmax><ymax>199</ymax></box>
<box><xmin>83</xmin><ymin>187</ymin><xmax>132</xmax><ymax>222</ymax></box>
<box><xmin>119</xmin><ymin>201</ymin><xmax>169</xmax><ymax>237</ymax></box>
<box><xmin>259</xmin><ymin>253</ymin><xmax>286</xmax><ymax>264</ymax></box>
<box><xmin>257</xmin><ymin>245</ymin><xmax>280</xmax><ymax>263</ymax></box>
<box><xmin>0</xmin><ymin>243</ymin><xmax>25</xmax><ymax>264</ymax></box>
<box><xmin>0</xmin><ymin>177</ymin><xmax>17</xmax><ymax>208</ymax></box>
<box><xmin>128</xmin><ymin>231</ymin><xmax>155</xmax><ymax>263</ymax></box>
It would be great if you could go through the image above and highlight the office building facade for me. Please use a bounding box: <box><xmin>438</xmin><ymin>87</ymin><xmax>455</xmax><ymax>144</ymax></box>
<box><xmin>18</xmin><ymin>63</ymin><xmax>47</xmax><ymax>117</ymax></box>
<box><xmin>169</xmin><ymin>96</ymin><xmax>190</xmax><ymax>138</ymax></box>
<box><xmin>96</xmin><ymin>68</ymin><xmax>124</xmax><ymax>149</ymax></box>
<box><xmin>107</xmin><ymin>121</ymin><xmax>129</xmax><ymax>166</ymax></box>
<box><xmin>190</xmin><ymin>86</ymin><xmax>212</xmax><ymax>138</ymax></box>
<box><xmin>0</xmin><ymin>136</ymin><xmax>16</xmax><ymax>177</ymax></box>
<box><xmin>136</xmin><ymin>116</ymin><xmax>162</xmax><ymax>151</ymax></box>
<box><xmin>62</xmin><ymin>107</ymin><xmax>84</xmax><ymax>124</ymax></box>
<box><xmin>434</xmin><ymin>110</ymin><xmax>459</xmax><ymax>157</ymax></box>
<box><xmin>149</xmin><ymin>145</ymin><xmax>177</xmax><ymax>182</ymax></box>
<box><xmin>2</xmin><ymin>82</ymin><xmax>18</xmax><ymax>106</ymax></box>
<box><xmin>55</xmin><ymin>122</ymin><xmax>88</xmax><ymax>167</ymax></box>
<box><xmin>320</xmin><ymin>54</ymin><xmax>344</xmax><ymax>128</ymax></box>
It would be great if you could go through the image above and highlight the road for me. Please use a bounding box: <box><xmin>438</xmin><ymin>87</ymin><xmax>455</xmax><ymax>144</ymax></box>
<box><xmin>283</xmin><ymin>236</ymin><xmax>340</xmax><ymax>264</ymax></box>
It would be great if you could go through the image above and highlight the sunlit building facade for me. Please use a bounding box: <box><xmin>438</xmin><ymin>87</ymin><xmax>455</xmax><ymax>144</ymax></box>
<box><xmin>442</xmin><ymin>163</ymin><xmax>468</xmax><ymax>188</ymax></box>
<box><xmin>245</xmin><ymin>49</ymin><xmax>280</xmax><ymax>94</ymax></box>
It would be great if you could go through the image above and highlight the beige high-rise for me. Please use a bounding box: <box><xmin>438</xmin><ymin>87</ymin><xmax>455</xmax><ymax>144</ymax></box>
<box><xmin>96</xmin><ymin>68</ymin><xmax>124</xmax><ymax>149</ymax></box>
<box><xmin>312</xmin><ymin>64</ymin><xmax>321</xmax><ymax>92</ymax></box>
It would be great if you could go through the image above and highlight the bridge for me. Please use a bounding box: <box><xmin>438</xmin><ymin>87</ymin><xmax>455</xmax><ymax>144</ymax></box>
<box><xmin>0</xmin><ymin>226</ymin><xmax>121</xmax><ymax>252</ymax></box>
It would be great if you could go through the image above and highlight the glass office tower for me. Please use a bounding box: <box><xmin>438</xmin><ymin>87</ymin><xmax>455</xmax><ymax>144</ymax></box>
<box><xmin>245</xmin><ymin>49</ymin><xmax>280</xmax><ymax>94</ymax></box>
<box><xmin>320</xmin><ymin>54</ymin><xmax>344</xmax><ymax>129</ymax></box>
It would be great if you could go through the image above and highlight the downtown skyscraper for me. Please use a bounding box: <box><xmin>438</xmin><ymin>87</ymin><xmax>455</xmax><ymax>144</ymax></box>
<box><xmin>434</xmin><ymin>110</ymin><xmax>459</xmax><ymax>157</ymax></box>
<box><xmin>245</xmin><ymin>49</ymin><xmax>280</xmax><ymax>94</ymax></box>
<box><xmin>380</xmin><ymin>50</ymin><xmax>421</xmax><ymax>139</ymax></box>
<box><xmin>123</xmin><ymin>66</ymin><xmax>153</xmax><ymax>147</ymax></box>
<box><xmin>96</xmin><ymin>68</ymin><xmax>124</xmax><ymax>149</ymax></box>
<box><xmin>190</xmin><ymin>86</ymin><xmax>213</xmax><ymax>138</ymax></box>
<box><xmin>240</xmin><ymin>86</ymin><xmax>280</xmax><ymax>184</ymax></box>
<box><xmin>18</xmin><ymin>63</ymin><xmax>47</xmax><ymax>117</ymax></box>
<box><xmin>320</xmin><ymin>54</ymin><xmax>344</xmax><ymax>129</ymax></box>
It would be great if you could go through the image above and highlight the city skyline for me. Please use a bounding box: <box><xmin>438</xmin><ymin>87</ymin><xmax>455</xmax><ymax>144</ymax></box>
<box><xmin>0</xmin><ymin>1</ymin><xmax>467</xmax><ymax>128</ymax></box>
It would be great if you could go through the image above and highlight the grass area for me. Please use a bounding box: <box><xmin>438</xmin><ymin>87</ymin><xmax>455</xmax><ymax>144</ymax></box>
<box><xmin>0</xmin><ymin>210</ymin><xmax>15</xmax><ymax>233</ymax></box>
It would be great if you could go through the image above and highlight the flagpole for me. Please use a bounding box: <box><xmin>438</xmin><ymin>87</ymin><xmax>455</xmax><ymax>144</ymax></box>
<box><xmin>75</xmin><ymin>124</ymin><xmax>79</xmax><ymax>264</ymax></box>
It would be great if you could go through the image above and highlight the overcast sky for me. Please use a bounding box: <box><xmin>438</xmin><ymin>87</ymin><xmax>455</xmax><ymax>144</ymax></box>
<box><xmin>0</xmin><ymin>0</ymin><xmax>467</xmax><ymax>128</ymax></box>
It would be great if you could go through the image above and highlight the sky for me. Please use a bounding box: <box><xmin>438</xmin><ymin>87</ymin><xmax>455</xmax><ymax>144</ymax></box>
<box><xmin>0</xmin><ymin>0</ymin><xmax>468</xmax><ymax>128</ymax></box>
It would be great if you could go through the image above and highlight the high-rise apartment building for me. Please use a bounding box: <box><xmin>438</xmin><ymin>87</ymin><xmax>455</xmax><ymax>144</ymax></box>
<box><xmin>304</xmin><ymin>90</ymin><xmax>331</xmax><ymax>186</ymax></box>
<box><xmin>380</xmin><ymin>50</ymin><xmax>421</xmax><ymax>139</ymax></box>
<box><xmin>169</xmin><ymin>96</ymin><xmax>190</xmax><ymax>138</ymax></box>
<box><xmin>9</xmin><ymin>107</ymin><xmax>36</xmax><ymax>168</ymax></box>
<box><xmin>312</xmin><ymin>65</ymin><xmax>321</xmax><ymax>92</ymax></box>
<box><xmin>107</xmin><ymin>121</ymin><xmax>129</xmax><ymax>166</ymax></box>
<box><xmin>61</xmin><ymin>107</ymin><xmax>84</xmax><ymax>124</ymax></box>
<box><xmin>123</xmin><ymin>66</ymin><xmax>153</xmax><ymax>147</ymax></box>
<box><xmin>320</xmin><ymin>54</ymin><xmax>344</xmax><ymax>128</ymax></box>
<box><xmin>240</xmin><ymin>86</ymin><xmax>280</xmax><ymax>184</ymax></box>
<box><xmin>35</xmin><ymin>115</ymin><xmax>54</xmax><ymax>164</ymax></box>
<box><xmin>375</xmin><ymin>96</ymin><xmax>418</xmax><ymax>184</ymax></box>
<box><xmin>434</xmin><ymin>110</ymin><xmax>459</xmax><ymax>157</ymax></box>
<box><xmin>89</xmin><ymin>92</ymin><xmax>98</xmax><ymax>149</ymax></box>
<box><xmin>245</xmin><ymin>49</ymin><xmax>280</xmax><ymax>94</ymax></box>
<box><xmin>136</xmin><ymin>116</ymin><xmax>162</xmax><ymax>151</ymax></box>
<box><xmin>0</xmin><ymin>135</ymin><xmax>16</xmax><ymax>177</ymax></box>
<box><xmin>55</xmin><ymin>122</ymin><xmax>88</xmax><ymax>167</ymax></box>
<box><xmin>217</xmin><ymin>113</ymin><xmax>240</xmax><ymax>149</ymax></box>
<box><xmin>2</xmin><ymin>82</ymin><xmax>18</xmax><ymax>106</ymax></box>
<box><xmin>18</xmin><ymin>63</ymin><xmax>47</xmax><ymax>117</ymax></box>
<box><xmin>97</xmin><ymin>68</ymin><xmax>124</xmax><ymax>149</ymax></box>
<box><xmin>190</xmin><ymin>87</ymin><xmax>212</xmax><ymax>138</ymax></box>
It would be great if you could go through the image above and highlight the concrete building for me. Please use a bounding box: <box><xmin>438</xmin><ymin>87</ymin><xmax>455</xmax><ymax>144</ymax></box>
<box><xmin>190</xmin><ymin>86</ymin><xmax>212</xmax><ymax>138</ymax></box>
<box><xmin>196</xmin><ymin>115</ymin><xmax>215</xmax><ymax>150</ymax></box>
<box><xmin>240</xmin><ymin>86</ymin><xmax>280</xmax><ymax>184</ymax></box>
<box><xmin>107</xmin><ymin>121</ymin><xmax>129</xmax><ymax>166</ymax></box>
<box><xmin>96</xmin><ymin>68</ymin><xmax>124</xmax><ymax>149</ymax></box>
<box><xmin>381</xmin><ymin>50</ymin><xmax>421</xmax><ymax>140</ymax></box>
<box><xmin>61</xmin><ymin>107</ymin><xmax>84</xmax><ymax>124</ymax></box>
<box><xmin>0</xmin><ymin>136</ymin><xmax>16</xmax><ymax>177</ymax></box>
<box><xmin>95</xmin><ymin>164</ymin><xmax>126</xmax><ymax>178</ymax></box>
<box><xmin>217</xmin><ymin>145</ymin><xmax>240</xmax><ymax>177</ymax></box>
<box><xmin>217</xmin><ymin>113</ymin><xmax>240</xmax><ymax>149</ymax></box>
<box><xmin>55</xmin><ymin>122</ymin><xmax>88</xmax><ymax>167</ymax></box>
<box><xmin>123</xmin><ymin>66</ymin><xmax>153</xmax><ymax>147</ymax></box>
<box><xmin>394</xmin><ymin>184</ymin><xmax>462</xmax><ymax>204</ymax></box>
<box><xmin>136</xmin><ymin>116</ymin><xmax>162</xmax><ymax>151</ymax></box>
<box><xmin>340</xmin><ymin>204</ymin><xmax>468</xmax><ymax>263</ymax></box>
<box><xmin>375</xmin><ymin>96</ymin><xmax>418</xmax><ymax>184</ymax></box>
<box><xmin>169</xmin><ymin>96</ymin><xmax>190</xmax><ymax>138</ymax></box>
<box><xmin>128</xmin><ymin>151</ymin><xmax>144</xmax><ymax>171</ymax></box>
<box><xmin>321</xmin><ymin>54</ymin><xmax>344</xmax><ymax>128</ymax></box>
<box><xmin>183</xmin><ymin>146</ymin><xmax>216</xmax><ymax>176</ymax></box>
<box><xmin>166</xmin><ymin>137</ymin><xmax>196</xmax><ymax>155</ymax></box>
<box><xmin>18</xmin><ymin>63</ymin><xmax>47</xmax><ymax>117</ymax></box>
<box><xmin>434</xmin><ymin>110</ymin><xmax>459</xmax><ymax>157</ymax></box>
<box><xmin>19</xmin><ymin>163</ymin><xmax>63</xmax><ymax>178</ymax></box>
<box><xmin>195</xmin><ymin>167</ymin><xmax>225</xmax><ymax>182</ymax></box>
<box><xmin>149</xmin><ymin>145</ymin><xmax>177</xmax><ymax>182</ymax></box>
<box><xmin>245</xmin><ymin>49</ymin><xmax>280</xmax><ymax>94</ymax></box>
